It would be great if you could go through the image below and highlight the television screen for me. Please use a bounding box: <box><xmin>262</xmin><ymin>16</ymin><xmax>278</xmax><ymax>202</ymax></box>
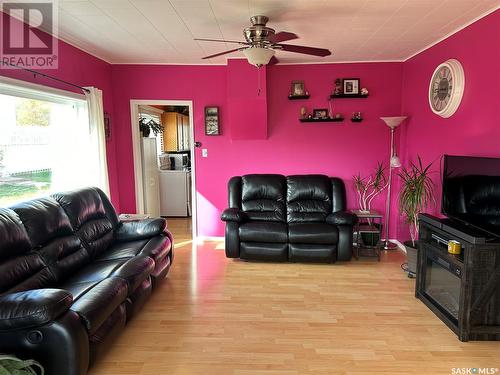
<box><xmin>442</xmin><ymin>155</ymin><xmax>500</xmax><ymax>239</ymax></box>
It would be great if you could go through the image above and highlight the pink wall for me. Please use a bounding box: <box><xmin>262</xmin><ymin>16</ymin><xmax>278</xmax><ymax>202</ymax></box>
<box><xmin>0</xmin><ymin>12</ymin><xmax>120</xmax><ymax>210</ymax></box>
<box><xmin>111</xmin><ymin>61</ymin><xmax>403</xmax><ymax>237</ymax></box>
<box><xmin>398</xmin><ymin>10</ymin><xmax>500</xmax><ymax>240</ymax></box>
<box><xmin>227</xmin><ymin>59</ymin><xmax>268</xmax><ymax>140</ymax></box>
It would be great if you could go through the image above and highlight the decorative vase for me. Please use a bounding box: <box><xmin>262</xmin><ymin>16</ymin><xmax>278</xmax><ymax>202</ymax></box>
<box><xmin>141</xmin><ymin>128</ymin><xmax>151</xmax><ymax>137</ymax></box>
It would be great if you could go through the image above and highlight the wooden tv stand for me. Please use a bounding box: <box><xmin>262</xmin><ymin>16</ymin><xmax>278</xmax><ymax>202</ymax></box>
<box><xmin>416</xmin><ymin>214</ymin><xmax>500</xmax><ymax>341</ymax></box>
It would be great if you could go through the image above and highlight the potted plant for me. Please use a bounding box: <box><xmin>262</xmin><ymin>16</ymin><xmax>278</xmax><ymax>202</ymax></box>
<box><xmin>139</xmin><ymin>117</ymin><xmax>163</xmax><ymax>138</ymax></box>
<box><xmin>398</xmin><ymin>156</ymin><xmax>435</xmax><ymax>277</ymax></box>
<box><xmin>353</xmin><ymin>163</ymin><xmax>388</xmax><ymax>246</ymax></box>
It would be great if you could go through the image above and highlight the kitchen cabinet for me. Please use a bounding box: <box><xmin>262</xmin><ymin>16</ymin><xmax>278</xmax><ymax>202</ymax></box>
<box><xmin>162</xmin><ymin>112</ymin><xmax>190</xmax><ymax>152</ymax></box>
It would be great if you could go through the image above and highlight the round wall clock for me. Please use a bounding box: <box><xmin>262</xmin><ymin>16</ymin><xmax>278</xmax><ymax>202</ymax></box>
<box><xmin>428</xmin><ymin>59</ymin><xmax>465</xmax><ymax>118</ymax></box>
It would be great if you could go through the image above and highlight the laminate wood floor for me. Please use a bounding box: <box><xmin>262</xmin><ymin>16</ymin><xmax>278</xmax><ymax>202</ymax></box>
<box><xmin>89</xmin><ymin>218</ymin><xmax>500</xmax><ymax>375</ymax></box>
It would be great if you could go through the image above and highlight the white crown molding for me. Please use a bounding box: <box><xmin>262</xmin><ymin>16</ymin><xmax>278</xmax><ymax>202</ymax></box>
<box><xmin>5</xmin><ymin>5</ymin><xmax>497</xmax><ymax>67</ymax></box>
<box><xmin>403</xmin><ymin>5</ymin><xmax>500</xmax><ymax>62</ymax></box>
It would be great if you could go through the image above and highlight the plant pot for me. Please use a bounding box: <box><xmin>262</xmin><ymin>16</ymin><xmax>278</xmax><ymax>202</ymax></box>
<box><xmin>404</xmin><ymin>240</ymin><xmax>418</xmax><ymax>277</ymax></box>
<box><xmin>141</xmin><ymin>128</ymin><xmax>151</xmax><ymax>137</ymax></box>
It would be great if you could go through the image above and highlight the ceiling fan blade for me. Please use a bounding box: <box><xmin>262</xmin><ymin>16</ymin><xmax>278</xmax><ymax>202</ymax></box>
<box><xmin>202</xmin><ymin>48</ymin><xmax>242</xmax><ymax>59</ymax></box>
<box><xmin>277</xmin><ymin>44</ymin><xmax>331</xmax><ymax>57</ymax></box>
<box><xmin>195</xmin><ymin>38</ymin><xmax>247</xmax><ymax>45</ymax></box>
<box><xmin>270</xmin><ymin>31</ymin><xmax>298</xmax><ymax>43</ymax></box>
<box><xmin>268</xmin><ymin>56</ymin><xmax>279</xmax><ymax>65</ymax></box>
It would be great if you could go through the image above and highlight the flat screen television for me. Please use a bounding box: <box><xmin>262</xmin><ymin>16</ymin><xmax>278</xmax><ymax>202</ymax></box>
<box><xmin>442</xmin><ymin>154</ymin><xmax>500</xmax><ymax>239</ymax></box>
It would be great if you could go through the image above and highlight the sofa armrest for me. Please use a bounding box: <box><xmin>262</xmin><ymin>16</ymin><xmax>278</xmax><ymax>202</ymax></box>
<box><xmin>221</xmin><ymin>208</ymin><xmax>248</xmax><ymax>223</ymax></box>
<box><xmin>0</xmin><ymin>289</ymin><xmax>73</xmax><ymax>331</ymax></box>
<box><xmin>116</xmin><ymin>218</ymin><xmax>167</xmax><ymax>242</ymax></box>
<box><xmin>326</xmin><ymin>211</ymin><xmax>358</xmax><ymax>226</ymax></box>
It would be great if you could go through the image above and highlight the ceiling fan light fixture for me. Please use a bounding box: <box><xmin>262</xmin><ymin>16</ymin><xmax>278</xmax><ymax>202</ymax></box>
<box><xmin>243</xmin><ymin>47</ymin><xmax>275</xmax><ymax>67</ymax></box>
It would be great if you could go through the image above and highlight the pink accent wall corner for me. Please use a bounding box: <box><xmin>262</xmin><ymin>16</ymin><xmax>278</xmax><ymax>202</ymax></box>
<box><xmin>397</xmin><ymin>9</ymin><xmax>500</xmax><ymax>241</ymax></box>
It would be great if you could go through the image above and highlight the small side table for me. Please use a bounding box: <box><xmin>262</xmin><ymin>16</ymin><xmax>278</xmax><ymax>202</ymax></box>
<box><xmin>119</xmin><ymin>213</ymin><xmax>150</xmax><ymax>222</ymax></box>
<box><xmin>352</xmin><ymin>210</ymin><xmax>383</xmax><ymax>261</ymax></box>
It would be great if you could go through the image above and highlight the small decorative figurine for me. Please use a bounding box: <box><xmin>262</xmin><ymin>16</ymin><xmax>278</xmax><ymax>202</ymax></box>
<box><xmin>361</xmin><ymin>87</ymin><xmax>369</xmax><ymax>95</ymax></box>
<box><xmin>351</xmin><ymin>111</ymin><xmax>363</xmax><ymax>121</ymax></box>
<box><xmin>300</xmin><ymin>106</ymin><xmax>307</xmax><ymax>119</ymax></box>
<box><xmin>333</xmin><ymin>78</ymin><xmax>342</xmax><ymax>96</ymax></box>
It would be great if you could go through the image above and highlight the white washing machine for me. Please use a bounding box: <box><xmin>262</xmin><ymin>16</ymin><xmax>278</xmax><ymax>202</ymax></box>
<box><xmin>159</xmin><ymin>170</ymin><xmax>191</xmax><ymax>217</ymax></box>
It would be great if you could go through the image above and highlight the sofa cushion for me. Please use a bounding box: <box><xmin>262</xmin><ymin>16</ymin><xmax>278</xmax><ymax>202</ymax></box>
<box><xmin>241</xmin><ymin>174</ymin><xmax>286</xmax><ymax>222</ymax></box>
<box><xmin>239</xmin><ymin>222</ymin><xmax>288</xmax><ymax>243</ymax></box>
<box><xmin>111</xmin><ymin>255</ymin><xmax>154</xmax><ymax>293</ymax></box>
<box><xmin>0</xmin><ymin>208</ymin><xmax>57</xmax><ymax>294</ymax></box>
<box><xmin>69</xmin><ymin>277</ymin><xmax>128</xmax><ymax>335</ymax></box>
<box><xmin>288</xmin><ymin>223</ymin><xmax>338</xmax><ymax>244</ymax></box>
<box><xmin>96</xmin><ymin>236</ymin><xmax>171</xmax><ymax>264</ymax></box>
<box><xmin>289</xmin><ymin>243</ymin><xmax>336</xmax><ymax>263</ymax></box>
<box><xmin>240</xmin><ymin>242</ymin><xmax>288</xmax><ymax>261</ymax></box>
<box><xmin>12</xmin><ymin>198</ymin><xmax>91</xmax><ymax>282</ymax></box>
<box><xmin>63</xmin><ymin>255</ymin><xmax>154</xmax><ymax>296</ymax></box>
<box><xmin>53</xmin><ymin>188</ymin><xmax>115</xmax><ymax>258</ymax></box>
<box><xmin>0</xmin><ymin>208</ymin><xmax>32</xmax><ymax>260</ymax></box>
<box><xmin>11</xmin><ymin>198</ymin><xmax>73</xmax><ymax>248</ymax></box>
<box><xmin>287</xmin><ymin>175</ymin><xmax>332</xmax><ymax>223</ymax></box>
<box><xmin>0</xmin><ymin>253</ymin><xmax>56</xmax><ymax>294</ymax></box>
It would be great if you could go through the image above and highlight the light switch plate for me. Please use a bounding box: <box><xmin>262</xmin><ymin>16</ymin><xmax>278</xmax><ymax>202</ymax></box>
<box><xmin>202</xmin><ymin>149</ymin><xmax>208</xmax><ymax>157</ymax></box>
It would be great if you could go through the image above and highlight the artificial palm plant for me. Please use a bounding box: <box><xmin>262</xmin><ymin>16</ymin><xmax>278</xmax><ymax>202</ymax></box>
<box><xmin>353</xmin><ymin>162</ymin><xmax>388</xmax><ymax>213</ymax></box>
<box><xmin>398</xmin><ymin>156</ymin><xmax>435</xmax><ymax>246</ymax></box>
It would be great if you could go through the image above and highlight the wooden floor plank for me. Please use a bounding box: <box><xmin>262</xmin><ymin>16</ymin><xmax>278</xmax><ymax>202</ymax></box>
<box><xmin>88</xmin><ymin>218</ymin><xmax>500</xmax><ymax>375</ymax></box>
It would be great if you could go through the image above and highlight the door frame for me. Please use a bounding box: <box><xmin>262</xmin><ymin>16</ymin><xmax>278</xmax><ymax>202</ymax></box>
<box><xmin>130</xmin><ymin>99</ymin><xmax>197</xmax><ymax>240</ymax></box>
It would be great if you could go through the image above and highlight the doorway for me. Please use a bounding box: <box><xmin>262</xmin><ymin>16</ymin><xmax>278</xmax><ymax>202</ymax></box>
<box><xmin>130</xmin><ymin>100</ymin><xmax>196</xmax><ymax>240</ymax></box>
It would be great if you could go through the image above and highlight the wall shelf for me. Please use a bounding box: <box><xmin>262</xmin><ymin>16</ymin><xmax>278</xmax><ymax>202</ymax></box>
<box><xmin>300</xmin><ymin>117</ymin><xmax>344</xmax><ymax>123</ymax></box>
<box><xmin>330</xmin><ymin>94</ymin><xmax>369</xmax><ymax>99</ymax></box>
<box><xmin>288</xmin><ymin>95</ymin><xmax>310</xmax><ymax>100</ymax></box>
<box><xmin>351</xmin><ymin>118</ymin><xmax>363</xmax><ymax>123</ymax></box>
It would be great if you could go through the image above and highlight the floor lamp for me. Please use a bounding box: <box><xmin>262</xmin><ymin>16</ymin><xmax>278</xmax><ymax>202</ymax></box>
<box><xmin>380</xmin><ymin>116</ymin><xmax>407</xmax><ymax>250</ymax></box>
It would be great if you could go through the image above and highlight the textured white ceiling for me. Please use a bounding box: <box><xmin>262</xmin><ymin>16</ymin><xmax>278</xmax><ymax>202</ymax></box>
<box><xmin>55</xmin><ymin>0</ymin><xmax>499</xmax><ymax>64</ymax></box>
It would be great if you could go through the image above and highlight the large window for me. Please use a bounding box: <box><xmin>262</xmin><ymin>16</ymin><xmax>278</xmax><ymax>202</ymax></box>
<box><xmin>0</xmin><ymin>79</ymin><xmax>103</xmax><ymax>206</ymax></box>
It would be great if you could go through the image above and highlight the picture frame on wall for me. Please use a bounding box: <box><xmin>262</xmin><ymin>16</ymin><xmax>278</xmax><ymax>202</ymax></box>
<box><xmin>104</xmin><ymin>112</ymin><xmax>111</xmax><ymax>140</ymax></box>
<box><xmin>290</xmin><ymin>80</ymin><xmax>306</xmax><ymax>96</ymax></box>
<box><xmin>342</xmin><ymin>78</ymin><xmax>360</xmax><ymax>95</ymax></box>
<box><xmin>205</xmin><ymin>106</ymin><xmax>220</xmax><ymax>135</ymax></box>
<box><xmin>312</xmin><ymin>108</ymin><xmax>329</xmax><ymax>119</ymax></box>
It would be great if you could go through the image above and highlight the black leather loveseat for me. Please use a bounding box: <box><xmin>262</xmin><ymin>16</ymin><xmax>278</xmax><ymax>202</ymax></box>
<box><xmin>221</xmin><ymin>174</ymin><xmax>357</xmax><ymax>262</ymax></box>
<box><xmin>0</xmin><ymin>187</ymin><xmax>173</xmax><ymax>375</ymax></box>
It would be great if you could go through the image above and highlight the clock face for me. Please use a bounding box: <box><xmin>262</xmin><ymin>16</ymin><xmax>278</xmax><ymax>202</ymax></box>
<box><xmin>428</xmin><ymin>59</ymin><xmax>465</xmax><ymax>118</ymax></box>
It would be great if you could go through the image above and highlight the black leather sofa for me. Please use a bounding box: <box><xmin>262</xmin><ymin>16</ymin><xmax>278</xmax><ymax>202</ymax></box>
<box><xmin>221</xmin><ymin>174</ymin><xmax>357</xmax><ymax>262</ymax></box>
<box><xmin>0</xmin><ymin>187</ymin><xmax>173</xmax><ymax>375</ymax></box>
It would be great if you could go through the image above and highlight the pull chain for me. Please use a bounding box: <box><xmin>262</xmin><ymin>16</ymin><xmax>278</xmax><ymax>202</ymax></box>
<box><xmin>257</xmin><ymin>67</ymin><xmax>261</xmax><ymax>96</ymax></box>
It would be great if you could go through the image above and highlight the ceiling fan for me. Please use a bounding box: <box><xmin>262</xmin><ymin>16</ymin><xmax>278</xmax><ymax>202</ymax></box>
<box><xmin>195</xmin><ymin>15</ymin><xmax>331</xmax><ymax>67</ymax></box>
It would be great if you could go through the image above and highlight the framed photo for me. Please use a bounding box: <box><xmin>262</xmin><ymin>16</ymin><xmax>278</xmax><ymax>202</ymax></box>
<box><xmin>290</xmin><ymin>80</ymin><xmax>305</xmax><ymax>96</ymax></box>
<box><xmin>313</xmin><ymin>108</ymin><xmax>328</xmax><ymax>119</ymax></box>
<box><xmin>343</xmin><ymin>78</ymin><xmax>360</xmax><ymax>95</ymax></box>
<box><xmin>205</xmin><ymin>106</ymin><xmax>220</xmax><ymax>135</ymax></box>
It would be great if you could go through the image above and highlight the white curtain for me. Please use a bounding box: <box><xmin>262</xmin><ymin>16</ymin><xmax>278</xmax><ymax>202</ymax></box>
<box><xmin>84</xmin><ymin>87</ymin><xmax>109</xmax><ymax>195</ymax></box>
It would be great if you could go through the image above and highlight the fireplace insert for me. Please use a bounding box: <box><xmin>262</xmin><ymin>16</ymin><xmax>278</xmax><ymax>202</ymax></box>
<box><xmin>422</xmin><ymin>239</ymin><xmax>463</xmax><ymax>322</ymax></box>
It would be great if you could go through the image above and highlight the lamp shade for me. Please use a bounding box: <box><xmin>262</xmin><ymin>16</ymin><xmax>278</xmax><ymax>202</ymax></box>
<box><xmin>243</xmin><ymin>47</ymin><xmax>275</xmax><ymax>67</ymax></box>
<box><xmin>380</xmin><ymin>116</ymin><xmax>407</xmax><ymax>129</ymax></box>
<box><xmin>390</xmin><ymin>155</ymin><xmax>402</xmax><ymax>168</ymax></box>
